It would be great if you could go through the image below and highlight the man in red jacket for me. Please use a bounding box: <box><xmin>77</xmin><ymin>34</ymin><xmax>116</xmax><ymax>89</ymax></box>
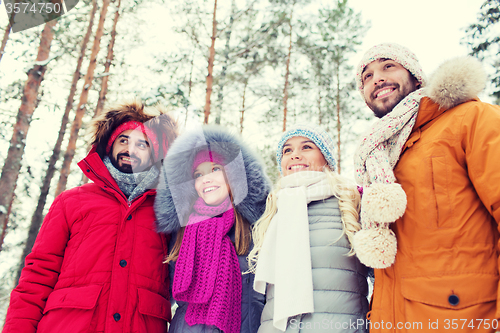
<box><xmin>3</xmin><ymin>99</ymin><xmax>178</xmax><ymax>333</ymax></box>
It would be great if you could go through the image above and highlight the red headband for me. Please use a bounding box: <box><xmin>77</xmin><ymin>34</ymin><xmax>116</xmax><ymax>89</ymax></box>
<box><xmin>106</xmin><ymin>121</ymin><xmax>161</xmax><ymax>160</ymax></box>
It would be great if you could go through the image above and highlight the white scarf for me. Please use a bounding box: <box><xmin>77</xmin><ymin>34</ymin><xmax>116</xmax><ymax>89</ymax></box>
<box><xmin>253</xmin><ymin>171</ymin><xmax>334</xmax><ymax>331</ymax></box>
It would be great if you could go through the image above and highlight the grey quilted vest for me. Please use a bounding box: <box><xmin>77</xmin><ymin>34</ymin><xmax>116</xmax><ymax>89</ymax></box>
<box><xmin>258</xmin><ymin>197</ymin><xmax>369</xmax><ymax>333</ymax></box>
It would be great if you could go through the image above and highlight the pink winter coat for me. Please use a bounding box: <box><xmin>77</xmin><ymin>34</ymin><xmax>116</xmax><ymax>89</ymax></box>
<box><xmin>3</xmin><ymin>148</ymin><xmax>171</xmax><ymax>333</ymax></box>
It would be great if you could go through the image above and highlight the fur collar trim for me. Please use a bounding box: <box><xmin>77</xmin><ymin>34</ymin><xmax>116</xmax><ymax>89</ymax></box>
<box><xmin>154</xmin><ymin>125</ymin><xmax>271</xmax><ymax>234</ymax></box>
<box><xmin>427</xmin><ymin>56</ymin><xmax>486</xmax><ymax>110</ymax></box>
<box><xmin>89</xmin><ymin>99</ymin><xmax>178</xmax><ymax>159</ymax></box>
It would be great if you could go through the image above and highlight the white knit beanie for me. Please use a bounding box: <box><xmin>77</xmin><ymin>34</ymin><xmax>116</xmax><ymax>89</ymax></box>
<box><xmin>356</xmin><ymin>43</ymin><xmax>427</xmax><ymax>100</ymax></box>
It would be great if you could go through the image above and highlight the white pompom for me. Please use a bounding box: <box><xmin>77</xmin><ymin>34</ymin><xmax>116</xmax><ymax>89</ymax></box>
<box><xmin>363</xmin><ymin>183</ymin><xmax>407</xmax><ymax>223</ymax></box>
<box><xmin>352</xmin><ymin>227</ymin><xmax>397</xmax><ymax>269</ymax></box>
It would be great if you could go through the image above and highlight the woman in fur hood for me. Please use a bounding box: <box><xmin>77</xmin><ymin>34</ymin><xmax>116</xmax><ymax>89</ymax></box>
<box><xmin>154</xmin><ymin>125</ymin><xmax>271</xmax><ymax>333</ymax></box>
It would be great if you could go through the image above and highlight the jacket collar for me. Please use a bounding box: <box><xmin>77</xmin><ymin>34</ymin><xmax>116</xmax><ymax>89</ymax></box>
<box><xmin>403</xmin><ymin>96</ymin><xmax>480</xmax><ymax>153</ymax></box>
<box><xmin>77</xmin><ymin>146</ymin><xmax>156</xmax><ymax>204</ymax></box>
<box><xmin>78</xmin><ymin>146</ymin><xmax>120</xmax><ymax>189</ymax></box>
<box><xmin>413</xmin><ymin>96</ymin><xmax>480</xmax><ymax>133</ymax></box>
<box><xmin>412</xmin><ymin>97</ymin><xmax>444</xmax><ymax>132</ymax></box>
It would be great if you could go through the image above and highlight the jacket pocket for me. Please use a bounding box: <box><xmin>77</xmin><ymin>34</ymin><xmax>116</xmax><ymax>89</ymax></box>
<box><xmin>401</xmin><ymin>274</ymin><xmax>497</xmax><ymax>329</ymax></box>
<box><xmin>38</xmin><ymin>284</ymin><xmax>103</xmax><ymax>333</ymax></box>
<box><xmin>430</xmin><ymin>155</ymin><xmax>454</xmax><ymax>228</ymax></box>
<box><xmin>134</xmin><ymin>288</ymin><xmax>171</xmax><ymax>333</ymax></box>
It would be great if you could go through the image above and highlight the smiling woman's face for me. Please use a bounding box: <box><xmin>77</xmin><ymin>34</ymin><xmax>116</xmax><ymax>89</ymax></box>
<box><xmin>280</xmin><ymin>136</ymin><xmax>327</xmax><ymax>176</ymax></box>
<box><xmin>193</xmin><ymin>162</ymin><xmax>230</xmax><ymax>206</ymax></box>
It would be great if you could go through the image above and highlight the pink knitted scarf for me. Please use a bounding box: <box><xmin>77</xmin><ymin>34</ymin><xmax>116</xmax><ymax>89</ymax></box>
<box><xmin>173</xmin><ymin>197</ymin><xmax>242</xmax><ymax>333</ymax></box>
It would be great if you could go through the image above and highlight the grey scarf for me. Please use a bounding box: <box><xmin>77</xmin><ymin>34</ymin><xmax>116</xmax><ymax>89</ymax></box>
<box><xmin>103</xmin><ymin>156</ymin><xmax>159</xmax><ymax>203</ymax></box>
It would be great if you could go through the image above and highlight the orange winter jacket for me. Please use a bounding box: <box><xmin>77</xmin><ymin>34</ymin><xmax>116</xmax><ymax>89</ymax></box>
<box><xmin>369</xmin><ymin>96</ymin><xmax>500</xmax><ymax>333</ymax></box>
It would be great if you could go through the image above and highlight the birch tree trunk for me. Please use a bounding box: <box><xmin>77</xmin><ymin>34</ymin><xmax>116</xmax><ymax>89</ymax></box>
<box><xmin>214</xmin><ymin>0</ymin><xmax>235</xmax><ymax>125</ymax></box>
<box><xmin>0</xmin><ymin>20</ymin><xmax>57</xmax><ymax>250</ymax></box>
<box><xmin>240</xmin><ymin>80</ymin><xmax>248</xmax><ymax>133</ymax></box>
<box><xmin>82</xmin><ymin>0</ymin><xmax>121</xmax><ymax>185</ymax></box>
<box><xmin>282</xmin><ymin>3</ymin><xmax>294</xmax><ymax>132</ymax></box>
<box><xmin>184</xmin><ymin>52</ymin><xmax>194</xmax><ymax>127</ymax></box>
<box><xmin>94</xmin><ymin>0</ymin><xmax>121</xmax><ymax>118</ymax></box>
<box><xmin>317</xmin><ymin>76</ymin><xmax>322</xmax><ymax>126</ymax></box>
<box><xmin>0</xmin><ymin>22</ymin><xmax>12</xmax><ymax>64</ymax></box>
<box><xmin>0</xmin><ymin>182</ymin><xmax>16</xmax><ymax>251</ymax></box>
<box><xmin>203</xmin><ymin>0</ymin><xmax>218</xmax><ymax>124</ymax></box>
<box><xmin>14</xmin><ymin>0</ymin><xmax>98</xmax><ymax>277</ymax></box>
<box><xmin>55</xmin><ymin>0</ymin><xmax>111</xmax><ymax>197</ymax></box>
<box><xmin>336</xmin><ymin>61</ymin><xmax>341</xmax><ymax>174</ymax></box>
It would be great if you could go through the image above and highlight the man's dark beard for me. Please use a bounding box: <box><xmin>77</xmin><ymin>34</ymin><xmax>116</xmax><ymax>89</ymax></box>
<box><xmin>109</xmin><ymin>152</ymin><xmax>145</xmax><ymax>174</ymax></box>
<box><xmin>366</xmin><ymin>83</ymin><xmax>404</xmax><ymax>118</ymax></box>
<box><xmin>367</xmin><ymin>80</ymin><xmax>419</xmax><ymax>118</ymax></box>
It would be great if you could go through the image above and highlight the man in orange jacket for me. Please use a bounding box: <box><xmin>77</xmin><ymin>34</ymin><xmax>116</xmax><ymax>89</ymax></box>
<box><xmin>352</xmin><ymin>43</ymin><xmax>500</xmax><ymax>332</ymax></box>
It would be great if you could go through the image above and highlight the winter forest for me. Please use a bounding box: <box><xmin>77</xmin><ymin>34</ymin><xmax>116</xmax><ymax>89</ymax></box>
<box><xmin>0</xmin><ymin>0</ymin><xmax>499</xmax><ymax>326</ymax></box>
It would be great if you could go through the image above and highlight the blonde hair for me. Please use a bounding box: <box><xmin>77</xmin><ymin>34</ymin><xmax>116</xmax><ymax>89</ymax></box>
<box><xmin>247</xmin><ymin>167</ymin><xmax>361</xmax><ymax>273</ymax></box>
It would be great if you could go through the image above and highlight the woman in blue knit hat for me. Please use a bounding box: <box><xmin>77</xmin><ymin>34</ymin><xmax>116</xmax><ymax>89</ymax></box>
<box><xmin>248</xmin><ymin>124</ymin><xmax>369</xmax><ymax>333</ymax></box>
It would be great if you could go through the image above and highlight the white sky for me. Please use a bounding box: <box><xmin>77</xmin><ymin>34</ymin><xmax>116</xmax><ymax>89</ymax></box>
<box><xmin>0</xmin><ymin>0</ymin><xmax>492</xmax><ymax>177</ymax></box>
<box><xmin>0</xmin><ymin>0</ymin><xmax>492</xmax><ymax>184</ymax></box>
<box><xmin>0</xmin><ymin>0</ymin><xmax>490</xmax><ymax>95</ymax></box>
<box><xmin>349</xmin><ymin>0</ymin><xmax>488</xmax><ymax>91</ymax></box>
<box><xmin>0</xmin><ymin>0</ymin><xmax>493</xmax><ymax>312</ymax></box>
<box><xmin>157</xmin><ymin>0</ymin><xmax>494</xmax><ymax>163</ymax></box>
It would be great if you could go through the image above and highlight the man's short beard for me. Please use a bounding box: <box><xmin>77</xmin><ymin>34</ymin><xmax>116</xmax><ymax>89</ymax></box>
<box><xmin>366</xmin><ymin>80</ymin><xmax>420</xmax><ymax>118</ymax></box>
<box><xmin>110</xmin><ymin>153</ymin><xmax>134</xmax><ymax>173</ymax></box>
<box><xmin>367</xmin><ymin>95</ymin><xmax>406</xmax><ymax>119</ymax></box>
<box><xmin>366</xmin><ymin>83</ymin><xmax>405</xmax><ymax>118</ymax></box>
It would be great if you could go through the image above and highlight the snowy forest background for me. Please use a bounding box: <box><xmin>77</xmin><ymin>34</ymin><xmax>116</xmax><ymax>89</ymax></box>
<box><xmin>0</xmin><ymin>0</ymin><xmax>499</xmax><ymax>326</ymax></box>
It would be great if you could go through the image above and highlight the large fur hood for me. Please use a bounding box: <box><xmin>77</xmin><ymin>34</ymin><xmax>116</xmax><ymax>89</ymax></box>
<box><xmin>89</xmin><ymin>99</ymin><xmax>178</xmax><ymax>161</ymax></box>
<box><xmin>154</xmin><ymin>125</ymin><xmax>271</xmax><ymax>234</ymax></box>
<box><xmin>426</xmin><ymin>56</ymin><xmax>486</xmax><ymax>110</ymax></box>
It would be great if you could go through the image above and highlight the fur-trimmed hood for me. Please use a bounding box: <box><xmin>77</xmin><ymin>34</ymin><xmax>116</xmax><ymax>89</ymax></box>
<box><xmin>426</xmin><ymin>56</ymin><xmax>486</xmax><ymax>110</ymax></box>
<box><xmin>154</xmin><ymin>125</ymin><xmax>271</xmax><ymax>234</ymax></box>
<box><xmin>89</xmin><ymin>99</ymin><xmax>178</xmax><ymax>162</ymax></box>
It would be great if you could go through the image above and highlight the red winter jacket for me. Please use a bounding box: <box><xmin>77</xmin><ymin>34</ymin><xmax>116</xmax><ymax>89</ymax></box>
<box><xmin>3</xmin><ymin>148</ymin><xmax>171</xmax><ymax>333</ymax></box>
